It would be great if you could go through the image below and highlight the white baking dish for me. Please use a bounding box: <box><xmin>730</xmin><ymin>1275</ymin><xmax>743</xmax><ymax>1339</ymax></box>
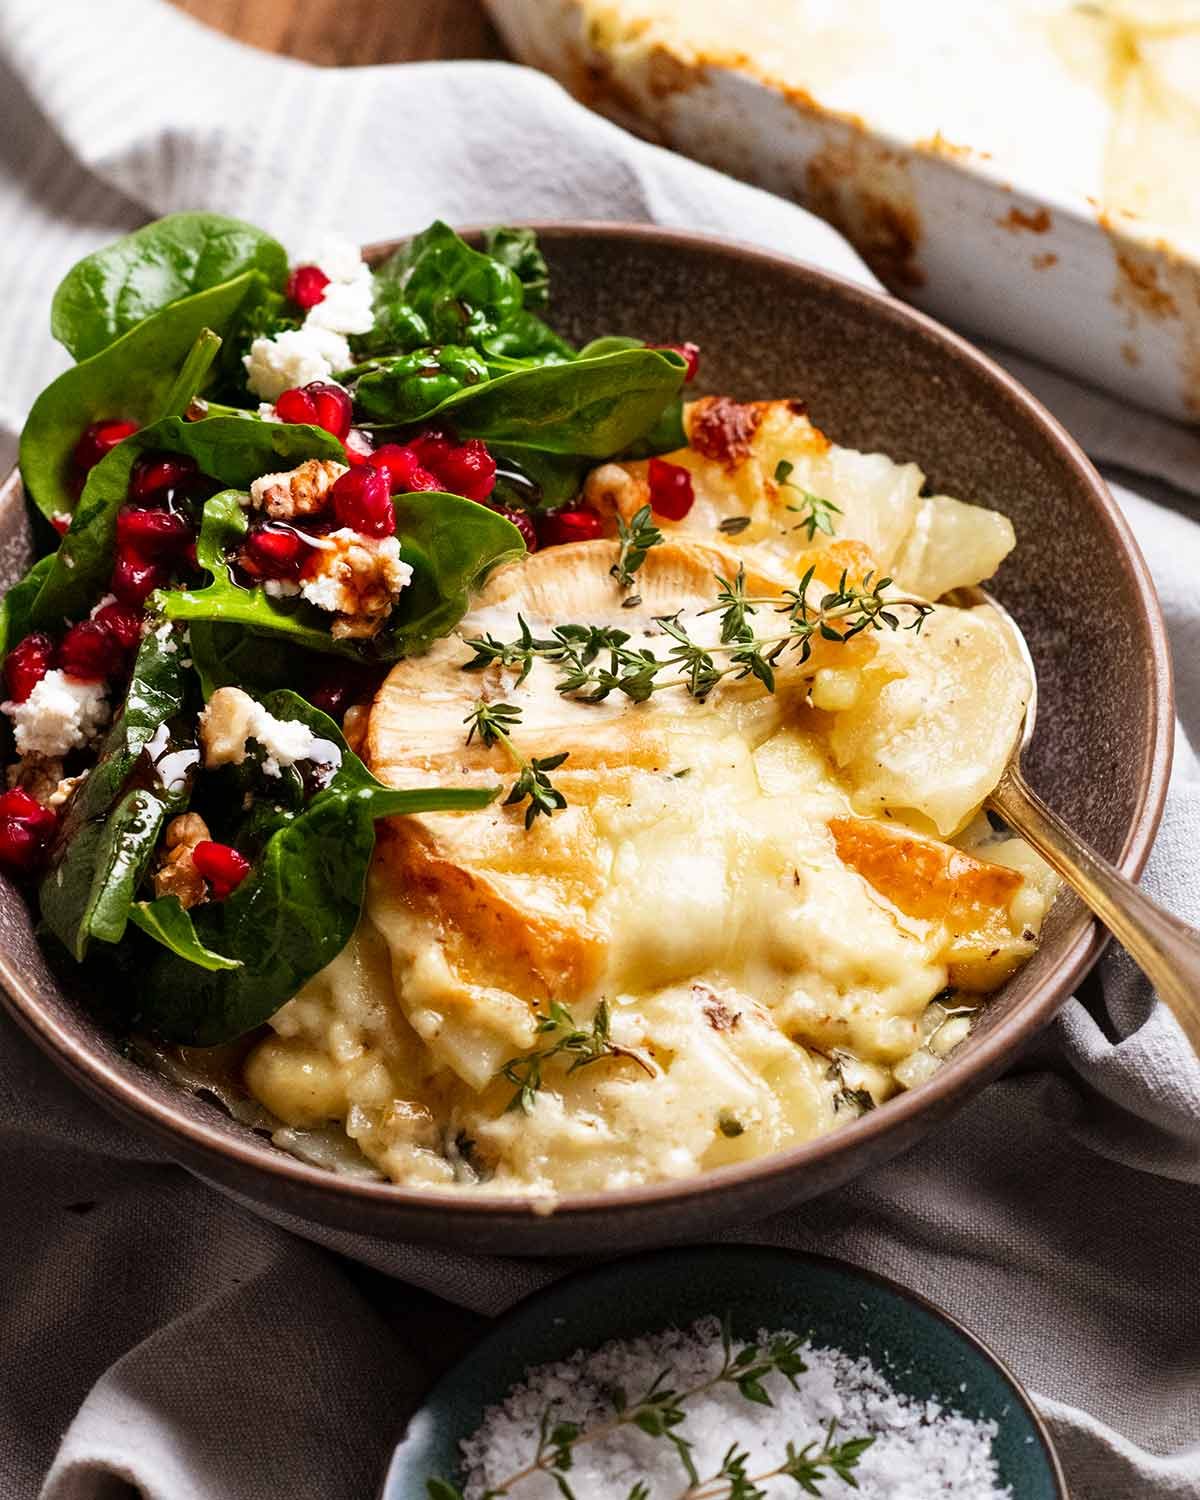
<box><xmin>487</xmin><ymin>0</ymin><xmax>1200</xmax><ymax>424</ymax></box>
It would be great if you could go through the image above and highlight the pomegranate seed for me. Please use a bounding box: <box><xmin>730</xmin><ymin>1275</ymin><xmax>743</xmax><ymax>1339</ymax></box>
<box><xmin>488</xmin><ymin>505</ymin><xmax>537</xmax><ymax>552</ymax></box>
<box><xmin>435</xmin><ymin>438</ymin><xmax>497</xmax><ymax>502</ymax></box>
<box><xmin>647</xmin><ymin>457</ymin><xmax>695</xmax><ymax>521</ymax></box>
<box><xmin>0</xmin><ymin>788</ymin><xmax>58</xmax><ymax>874</ymax></box>
<box><xmin>59</xmin><ymin>619</ymin><xmax>123</xmax><ymax>681</ymax></box>
<box><xmin>538</xmin><ymin>507</ymin><xmax>605</xmax><ymax>547</ymax></box>
<box><xmin>285</xmin><ymin>264</ymin><xmax>330</xmax><ymax>310</ymax></box>
<box><xmin>91</xmin><ymin>601</ymin><xmax>143</xmax><ymax>652</ymax></box>
<box><xmin>344</xmin><ymin>429</ymin><xmax>375</xmax><ymax>467</ymax></box>
<box><xmin>369</xmin><ymin>443</ymin><xmax>439</xmax><ymax>494</ymax></box>
<box><xmin>651</xmin><ymin>341</ymin><xmax>700</xmax><ymax>382</ymax></box>
<box><xmin>72</xmin><ymin>419</ymin><xmax>138</xmax><ymax>475</ymax></box>
<box><xmin>308</xmin><ymin>663</ymin><xmax>384</xmax><ymax>720</ymax></box>
<box><xmin>192</xmin><ymin>840</ymin><xmax>251</xmax><ymax>900</ymax></box>
<box><xmin>4</xmin><ymin>633</ymin><xmax>56</xmax><ymax>703</ymax></box>
<box><xmin>241</xmin><ymin>523</ymin><xmax>311</xmax><ymax>580</ymax></box>
<box><xmin>275</xmin><ymin>381</ymin><xmax>352</xmax><ymax>441</ymax></box>
<box><xmin>111</xmin><ymin>550</ymin><xmax>166</xmax><ymax>606</ymax></box>
<box><xmin>116</xmin><ymin>507</ymin><xmax>193</xmax><ymax>559</ymax></box>
<box><xmin>331</xmin><ymin>466</ymin><xmax>395</xmax><ymax>537</ymax></box>
<box><xmin>50</xmin><ymin>513</ymin><xmax>70</xmax><ymax>536</ymax></box>
<box><xmin>128</xmin><ymin>452</ymin><xmax>198</xmax><ymax>502</ymax></box>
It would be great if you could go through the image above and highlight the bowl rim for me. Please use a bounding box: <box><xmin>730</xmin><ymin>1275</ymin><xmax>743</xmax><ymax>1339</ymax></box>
<box><xmin>0</xmin><ymin>218</ymin><xmax>1175</xmax><ymax>1229</ymax></box>
<box><xmin>380</xmin><ymin>1243</ymin><xmax>1070</xmax><ymax>1500</ymax></box>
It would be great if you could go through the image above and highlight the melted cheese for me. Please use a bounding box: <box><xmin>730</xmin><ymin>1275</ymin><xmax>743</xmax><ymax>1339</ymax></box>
<box><xmin>243</xmin><ymin>487</ymin><xmax>1053</xmax><ymax>1196</ymax></box>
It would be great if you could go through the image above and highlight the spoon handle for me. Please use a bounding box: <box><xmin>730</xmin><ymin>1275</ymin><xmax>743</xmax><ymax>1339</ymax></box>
<box><xmin>990</xmin><ymin>765</ymin><xmax>1200</xmax><ymax>1056</ymax></box>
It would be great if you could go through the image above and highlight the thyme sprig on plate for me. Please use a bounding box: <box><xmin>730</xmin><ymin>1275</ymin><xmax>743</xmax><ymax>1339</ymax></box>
<box><xmin>774</xmin><ymin>459</ymin><xmax>842</xmax><ymax>542</ymax></box>
<box><xmin>612</xmin><ymin>502</ymin><xmax>665</xmax><ymax>600</ymax></box>
<box><xmin>464</xmin><ymin>700</ymin><xmax>569</xmax><ymax>829</ymax></box>
<box><xmin>498</xmin><ymin>999</ymin><xmax>654</xmax><ymax>1114</ymax></box>
<box><xmin>463</xmin><ymin>566</ymin><xmax>932</xmax><ymax>708</ymax></box>
<box><xmin>426</xmin><ymin>1314</ymin><xmax>873</xmax><ymax>1498</ymax></box>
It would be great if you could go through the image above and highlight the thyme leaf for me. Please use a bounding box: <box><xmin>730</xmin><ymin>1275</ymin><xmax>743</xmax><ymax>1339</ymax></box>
<box><xmin>774</xmin><ymin>458</ymin><xmax>842</xmax><ymax>541</ymax></box>
<box><xmin>611</xmin><ymin>503</ymin><xmax>664</xmax><ymax>591</ymax></box>
<box><xmin>464</xmin><ymin>699</ymin><xmax>569</xmax><ymax>828</ymax></box>
<box><xmin>498</xmin><ymin>1000</ymin><xmax>652</xmax><ymax>1113</ymax></box>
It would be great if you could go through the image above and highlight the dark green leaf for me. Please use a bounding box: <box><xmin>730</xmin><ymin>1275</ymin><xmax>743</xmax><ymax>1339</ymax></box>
<box><xmin>482</xmin><ymin>225</ymin><xmax>551</xmax><ymax>309</ymax></box>
<box><xmin>19</xmin><ymin>271</ymin><xmax>267</xmax><ymax>522</ymax></box>
<box><xmin>128</xmin><ymin>895</ymin><xmax>243</xmax><ymax>971</ymax></box>
<box><xmin>0</xmin><ymin>554</ymin><xmax>55</xmax><ymax>663</ymax></box>
<box><xmin>349</xmin><ymin>345</ymin><xmax>491</xmax><ymax>424</ymax></box>
<box><xmin>425</xmin><ymin>1480</ymin><xmax>464</xmax><ymax>1500</ymax></box>
<box><xmin>50</xmin><ymin>212</ymin><xmax>287</xmax><ymax>362</ymax></box>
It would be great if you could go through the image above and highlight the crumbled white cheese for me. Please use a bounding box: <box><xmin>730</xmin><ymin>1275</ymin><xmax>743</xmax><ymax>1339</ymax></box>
<box><xmin>244</xmin><ymin>325</ymin><xmax>351</xmax><ymax>401</ymax></box>
<box><xmin>296</xmin><ymin>232</ymin><xmax>368</xmax><ymax>285</ymax></box>
<box><xmin>263</xmin><ymin>579</ymin><xmax>301</xmax><ymax>598</ymax></box>
<box><xmin>1</xmin><ymin>671</ymin><xmax>110</xmax><ymax>758</ymax></box>
<box><xmin>199</xmin><ymin>685</ymin><xmax>333</xmax><ymax>778</ymax></box>
<box><xmin>299</xmin><ymin>529</ymin><xmax>413</xmax><ymax>638</ymax></box>
<box><xmin>304</xmin><ymin>273</ymin><xmax>374</xmax><ymax>337</ymax></box>
<box><xmin>257</xmin><ymin>402</ymin><xmax>282</xmax><ymax>423</ymax></box>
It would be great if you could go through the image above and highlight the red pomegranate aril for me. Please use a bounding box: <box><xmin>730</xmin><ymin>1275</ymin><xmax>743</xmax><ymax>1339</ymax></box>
<box><xmin>128</xmin><ymin>452</ymin><xmax>198</xmax><ymax>502</ymax></box>
<box><xmin>369</xmin><ymin>443</ymin><xmax>439</xmax><ymax>494</ymax></box>
<box><xmin>489</xmin><ymin>505</ymin><xmax>538</xmax><ymax>552</ymax></box>
<box><xmin>192</xmin><ymin>840</ymin><xmax>251</xmax><ymax>901</ymax></box>
<box><xmin>331</xmin><ymin>466</ymin><xmax>395</xmax><ymax>537</ymax></box>
<box><xmin>275</xmin><ymin>381</ymin><xmax>352</xmax><ymax>441</ymax></box>
<box><xmin>72</xmin><ymin>419</ymin><xmax>138</xmax><ymax>475</ymax></box>
<box><xmin>538</xmin><ymin>507</ymin><xmax>605</xmax><ymax>547</ymax></box>
<box><xmin>50</xmin><ymin>513</ymin><xmax>70</xmax><ymax>536</ymax></box>
<box><xmin>285</xmin><ymin>264</ymin><xmax>330</xmax><ymax>311</ymax></box>
<box><xmin>116</xmin><ymin>506</ymin><xmax>193</xmax><ymax>558</ymax></box>
<box><xmin>4</xmin><ymin>633</ymin><xmax>56</xmax><ymax>704</ymax></box>
<box><xmin>651</xmin><ymin>341</ymin><xmax>700</xmax><ymax>382</ymax></box>
<box><xmin>59</xmin><ymin>619</ymin><xmax>123</xmax><ymax>681</ymax></box>
<box><xmin>434</xmin><ymin>437</ymin><xmax>496</xmax><ymax>502</ymax></box>
<box><xmin>112</xmin><ymin>551</ymin><xmax>165</xmax><ymax>606</ymax></box>
<box><xmin>0</xmin><ymin>789</ymin><xmax>58</xmax><ymax>874</ymax></box>
<box><xmin>647</xmin><ymin>457</ymin><xmax>695</xmax><ymax>520</ymax></box>
<box><xmin>91</xmin><ymin>601</ymin><xmax>143</xmax><ymax>652</ymax></box>
<box><xmin>242</xmin><ymin>523</ymin><xmax>310</xmax><ymax>580</ymax></box>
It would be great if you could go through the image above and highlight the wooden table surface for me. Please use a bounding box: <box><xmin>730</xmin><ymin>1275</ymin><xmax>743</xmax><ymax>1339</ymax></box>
<box><xmin>169</xmin><ymin>0</ymin><xmax>506</xmax><ymax>66</ymax></box>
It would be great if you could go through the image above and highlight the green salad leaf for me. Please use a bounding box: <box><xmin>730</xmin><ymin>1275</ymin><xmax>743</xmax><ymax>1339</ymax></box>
<box><xmin>482</xmin><ymin>225</ymin><xmax>551</xmax><ymax>309</ymax></box>
<box><xmin>38</xmin><ymin>620</ymin><xmax>198</xmax><ymax>960</ymax></box>
<box><xmin>0</xmin><ymin>554</ymin><xmax>56</xmax><ymax>664</ymax></box>
<box><xmin>125</xmin><ymin>692</ymin><xmax>498</xmax><ymax>1043</ymax></box>
<box><xmin>31</xmin><ymin>416</ymin><xmax>344</xmax><ymax>628</ymax></box>
<box><xmin>160</xmin><ymin>486</ymin><xmax>526</xmax><ymax>661</ymax></box>
<box><xmin>352</xmin><ymin>346</ymin><xmax>686</xmax><ymax>454</ymax></box>
<box><xmin>128</xmin><ymin>896</ymin><xmax>243</xmax><ymax>972</ymax></box>
<box><xmin>349</xmin><ymin>345</ymin><xmax>491</xmax><ymax>425</ymax></box>
<box><xmin>19</xmin><ymin>271</ymin><xmax>268</xmax><ymax>522</ymax></box>
<box><xmin>50</xmin><ymin>212</ymin><xmax>288</xmax><ymax>362</ymax></box>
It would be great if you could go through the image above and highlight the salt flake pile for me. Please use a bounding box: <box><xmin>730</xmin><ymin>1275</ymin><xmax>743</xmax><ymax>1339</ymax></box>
<box><xmin>460</xmin><ymin>1316</ymin><xmax>1011</xmax><ymax>1499</ymax></box>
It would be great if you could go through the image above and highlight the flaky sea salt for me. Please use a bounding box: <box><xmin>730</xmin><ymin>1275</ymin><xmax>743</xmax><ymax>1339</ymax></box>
<box><xmin>458</xmin><ymin>1316</ymin><xmax>1011</xmax><ymax>1499</ymax></box>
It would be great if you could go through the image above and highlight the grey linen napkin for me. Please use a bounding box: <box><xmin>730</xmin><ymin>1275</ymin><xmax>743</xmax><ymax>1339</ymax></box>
<box><xmin>0</xmin><ymin>4</ymin><xmax>1197</xmax><ymax>1498</ymax></box>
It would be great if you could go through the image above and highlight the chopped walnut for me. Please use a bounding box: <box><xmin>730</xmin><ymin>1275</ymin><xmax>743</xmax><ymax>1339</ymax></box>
<box><xmin>199</xmin><ymin>687</ymin><xmax>258</xmax><ymax>769</ymax></box>
<box><xmin>248</xmin><ymin>458</ymin><xmax>348</xmax><ymax>520</ymax></box>
<box><xmin>7</xmin><ymin>754</ymin><xmax>65</xmax><ymax>805</ymax></box>
<box><xmin>583</xmin><ymin>461</ymin><xmax>650</xmax><ymax>526</ymax></box>
<box><xmin>153</xmin><ymin>812</ymin><xmax>212</xmax><ymax>909</ymax></box>
<box><xmin>299</xmin><ymin>530</ymin><xmax>413</xmax><ymax>639</ymax></box>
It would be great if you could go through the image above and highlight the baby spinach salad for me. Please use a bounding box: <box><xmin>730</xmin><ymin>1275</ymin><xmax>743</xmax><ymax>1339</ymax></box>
<box><xmin>0</xmin><ymin>212</ymin><xmax>699</xmax><ymax>1046</ymax></box>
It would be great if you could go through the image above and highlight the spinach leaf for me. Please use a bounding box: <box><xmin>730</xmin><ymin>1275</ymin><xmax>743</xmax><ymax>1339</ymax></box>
<box><xmin>428</xmin><ymin>347</ymin><xmax>687</xmax><ymax>456</ymax></box>
<box><xmin>129</xmin><ymin>896</ymin><xmax>243</xmax><ymax>971</ymax></box>
<box><xmin>481</xmin><ymin>311</ymin><xmax>575</xmax><ymax>368</ymax></box>
<box><xmin>576</xmin><ymin>335</ymin><xmax>645</xmax><ymax>359</ymax></box>
<box><xmin>491</xmin><ymin>447</ymin><xmax>586</xmax><ymax>511</ymax></box>
<box><xmin>50</xmin><ymin>213</ymin><xmax>288</xmax><ymax>362</ymax></box>
<box><xmin>482</xmin><ymin>226</ymin><xmax>550</xmax><ymax>309</ymax></box>
<box><xmin>187</xmin><ymin>622</ymin><xmax>311</xmax><ymax>699</ymax></box>
<box><xmin>349</xmin><ymin>346</ymin><xmax>491</xmax><ymax>425</ymax></box>
<box><xmin>20</xmin><ymin>271</ymin><xmax>267</xmax><ymax>522</ymax></box>
<box><xmin>0</xmin><ymin>554</ymin><xmax>56</xmax><ymax>662</ymax></box>
<box><xmin>128</xmin><ymin>692</ymin><xmax>498</xmax><ymax>1042</ymax></box>
<box><xmin>32</xmin><ymin>416</ymin><xmax>343</xmax><ymax>628</ymax></box>
<box><xmin>161</xmin><ymin>487</ymin><xmax>525</xmax><ymax>661</ymax></box>
<box><xmin>624</xmin><ymin>395</ymin><xmax>688</xmax><ymax>458</ymax></box>
<box><xmin>38</xmin><ymin>620</ymin><xmax>198</xmax><ymax>960</ymax></box>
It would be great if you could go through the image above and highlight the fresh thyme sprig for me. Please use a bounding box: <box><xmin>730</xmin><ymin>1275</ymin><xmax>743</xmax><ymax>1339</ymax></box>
<box><xmin>612</xmin><ymin>503</ymin><xmax>665</xmax><ymax>600</ymax></box>
<box><xmin>498</xmin><ymin>999</ymin><xmax>654</xmax><ymax>1113</ymax></box>
<box><xmin>463</xmin><ymin>567</ymin><xmax>932</xmax><ymax>709</ymax></box>
<box><xmin>427</xmin><ymin>1314</ymin><xmax>873</xmax><ymax>1499</ymax></box>
<box><xmin>774</xmin><ymin>459</ymin><xmax>842</xmax><ymax>542</ymax></box>
<box><xmin>464</xmin><ymin>699</ymin><xmax>569</xmax><ymax>829</ymax></box>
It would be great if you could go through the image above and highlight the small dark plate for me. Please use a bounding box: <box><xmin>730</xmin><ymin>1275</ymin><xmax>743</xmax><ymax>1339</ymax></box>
<box><xmin>382</xmin><ymin>1245</ymin><xmax>1068</xmax><ymax>1498</ymax></box>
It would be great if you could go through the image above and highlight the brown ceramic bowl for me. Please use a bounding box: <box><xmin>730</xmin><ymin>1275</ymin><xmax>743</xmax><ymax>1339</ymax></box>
<box><xmin>0</xmin><ymin>223</ymin><xmax>1173</xmax><ymax>1254</ymax></box>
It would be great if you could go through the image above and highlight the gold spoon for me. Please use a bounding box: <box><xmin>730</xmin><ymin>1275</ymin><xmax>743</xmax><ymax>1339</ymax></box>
<box><xmin>959</xmin><ymin>587</ymin><xmax>1200</xmax><ymax>1055</ymax></box>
